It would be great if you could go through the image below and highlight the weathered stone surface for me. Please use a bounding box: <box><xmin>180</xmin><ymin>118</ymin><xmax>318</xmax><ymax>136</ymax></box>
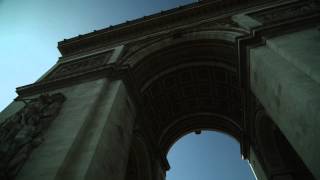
<box><xmin>266</xmin><ymin>27</ymin><xmax>320</xmax><ymax>84</ymax></box>
<box><xmin>15</xmin><ymin>79</ymin><xmax>108</xmax><ymax>180</ymax></box>
<box><xmin>0</xmin><ymin>102</ymin><xmax>25</xmax><ymax>124</ymax></box>
<box><xmin>54</xmin><ymin>80</ymin><xmax>135</xmax><ymax>180</ymax></box>
<box><xmin>232</xmin><ymin>14</ymin><xmax>262</xmax><ymax>30</ymax></box>
<box><xmin>250</xmin><ymin>45</ymin><xmax>320</xmax><ymax>179</ymax></box>
<box><xmin>0</xmin><ymin>93</ymin><xmax>65</xmax><ymax>180</ymax></box>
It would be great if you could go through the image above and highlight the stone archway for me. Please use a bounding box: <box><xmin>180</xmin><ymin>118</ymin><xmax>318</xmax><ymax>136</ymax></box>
<box><xmin>1</xmin><ymin>1</ymin><xmax>319</xmax><ymax>180</ymax></box>
<box><xmin>122</xmin><ymin>31</ymin><xmax>246</xmax><ymax>179</ymax></box>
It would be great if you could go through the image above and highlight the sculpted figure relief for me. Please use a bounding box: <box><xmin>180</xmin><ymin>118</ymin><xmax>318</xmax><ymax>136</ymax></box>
<box><xmin>0</xmin><ymin>93</ymin><xmax>65</xmax><ymax>180</ymax></box>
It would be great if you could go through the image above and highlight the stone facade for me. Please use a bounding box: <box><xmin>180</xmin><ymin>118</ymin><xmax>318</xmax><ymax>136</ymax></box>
<box><xmin>1</xmin><ymin>0</ymin><xmax>319</xmax><ymax>179</ymax></box>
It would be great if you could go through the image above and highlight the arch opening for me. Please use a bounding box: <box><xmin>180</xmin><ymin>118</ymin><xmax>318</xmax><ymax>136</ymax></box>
<box><xmin>166</xmin><ymin>131</ymin><xmax>256</xmax><ymax>180</ymax></box>
<box><xmin>124</xmin><ymin>34</ymin><xmax>252</xmax><ymax>180</ymax></box>
<box><xmin>160</xmin><ymin>114</ymin><xmax>242</xmax><ymax>157</ymax></box>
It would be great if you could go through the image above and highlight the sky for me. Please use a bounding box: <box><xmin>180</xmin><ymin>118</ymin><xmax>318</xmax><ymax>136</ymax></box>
<box><xmin>167</xmin><ymin>131</ymin><xmax>256</xmax><ymax>180</ymax></box>
<box><xmin>0</xmin><ymin>0</ymin><xmax>255</xmax><ymax>179</ymax></box>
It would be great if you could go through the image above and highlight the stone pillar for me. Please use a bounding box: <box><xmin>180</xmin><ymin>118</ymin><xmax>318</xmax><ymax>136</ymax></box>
<box><xmin>248</xmin><ymin>147</ymin><xmax>268</xmax><ymax>180</ymax></box>
<box><xmin>250</xmin><ymin>27</ymin><xmax>320</xmax><ymax>179</ymax></box>
<box><xmin>1</xmin><ymin>79</ymin><xmax>136</xmax><ymax>180</ymax></box>
<box><xmin>153</xmin><ymin>158</ymin><xmax>166</xmax><ymax>180</ymax></box>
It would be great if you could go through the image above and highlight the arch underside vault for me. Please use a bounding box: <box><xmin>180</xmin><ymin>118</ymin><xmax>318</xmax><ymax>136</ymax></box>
<box><xmin>126</xmin><ymin>38</ymin><xmax>243</xmax><ymax>156</ymax></box>
<box><xmin>122</xmin><ymin>36</ymin><xmax>245</xmax><ymax>180</ymax></box>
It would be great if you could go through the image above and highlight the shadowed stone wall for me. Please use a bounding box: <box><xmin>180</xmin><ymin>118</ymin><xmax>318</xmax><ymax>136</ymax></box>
<box><xmin>250</xmin><ymin>27</ymin><xmax>320</xmax><ymax>179</ymax></box>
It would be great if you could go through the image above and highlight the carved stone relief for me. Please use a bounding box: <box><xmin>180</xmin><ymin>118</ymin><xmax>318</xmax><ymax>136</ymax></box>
<box><xmin>249</xmin><ymin>1</ymin><xmax>319</xmax><ymax>24</ymax></box>
<box><xmin>0</xmin><ymin>93</ymin><xmax>65</xmax><ymax>180</ymax></box>
<box><xmin>44</xmin><ymin>51</ymin><xmax>113</xmax><ymax>81</ymax></box>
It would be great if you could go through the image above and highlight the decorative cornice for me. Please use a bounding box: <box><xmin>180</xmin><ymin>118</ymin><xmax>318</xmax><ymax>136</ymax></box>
<box><xmin>57</xmin><ymin>0</ymin><xmax>276</xmax><ymax>57</ymax></box>
<box><xmin>15</xmin><ymin>64</ymin><xmax>129</xmax><ymax>97</ymax></box>
<box><xmin>249</xmin><ymin>1</ymin><xmax>319</xmax><ymax>25</ymax></box>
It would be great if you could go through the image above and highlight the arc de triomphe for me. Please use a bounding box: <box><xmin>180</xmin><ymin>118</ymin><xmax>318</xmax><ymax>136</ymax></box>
<box><xmin>0</xmin><ymin>0</ymin><xmax>319</xmax><ymax>180</ymax></box>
